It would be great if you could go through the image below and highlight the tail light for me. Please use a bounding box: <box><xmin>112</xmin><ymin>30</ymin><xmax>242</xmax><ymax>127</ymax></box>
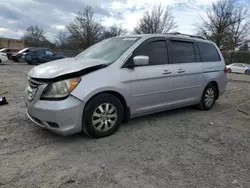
<box><xmin>224</xmin><ymin>67</ymin><xmax>227</xmax><ymax>73</ymax></box>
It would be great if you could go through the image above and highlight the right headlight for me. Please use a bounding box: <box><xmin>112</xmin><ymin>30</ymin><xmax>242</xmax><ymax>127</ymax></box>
<box><xmin>41</xmin><ymin>77</ymin><xmax>81</xmax><ymax>99</ymax></box>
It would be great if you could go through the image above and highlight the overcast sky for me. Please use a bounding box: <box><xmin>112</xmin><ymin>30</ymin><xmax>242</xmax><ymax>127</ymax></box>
<box><xmin>0</xmin><ymin>0</ymin><xmax>248</xmax><ymax>41</ymax></box>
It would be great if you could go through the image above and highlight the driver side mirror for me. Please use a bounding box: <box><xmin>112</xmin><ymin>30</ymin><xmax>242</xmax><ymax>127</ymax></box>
<box><xmin>133</xmin><ymin>55</ymin><xmax>149</xmax><ymax>66</ymax></box>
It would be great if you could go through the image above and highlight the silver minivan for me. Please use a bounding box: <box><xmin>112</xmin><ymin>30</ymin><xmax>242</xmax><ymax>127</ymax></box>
<box><xmin>24</xmin><ymin>33</ymin><xmax>227</xmax><ymax>138</ymax></box>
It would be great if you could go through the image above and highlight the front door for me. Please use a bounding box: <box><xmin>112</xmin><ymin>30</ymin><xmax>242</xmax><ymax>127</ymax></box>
<box><xmin>124</xmin><ymin>38</ymin><xmax>175</xmax><ymax>115</ymax></box>
<box><xmin>168</xmin><ymin>39</ymin><xmax>203</xmax><ymax>104</ymax></box>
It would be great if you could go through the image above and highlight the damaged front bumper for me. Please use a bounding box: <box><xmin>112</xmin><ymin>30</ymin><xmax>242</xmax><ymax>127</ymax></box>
<box><xmin>24</xmin><ymin>81</ymin><xmax>85</xmax><ymax>136</ymax></box>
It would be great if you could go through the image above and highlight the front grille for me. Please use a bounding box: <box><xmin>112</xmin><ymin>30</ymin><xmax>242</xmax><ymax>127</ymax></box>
<box><xmin>28</xmin><ymin>78</ymin><xmax>43</xmax><ymax>89</ymax></box>
<box><xmin>27</xmin><ymin>77</ymin><xmax>48</xmax><ymax>101</ymax></box>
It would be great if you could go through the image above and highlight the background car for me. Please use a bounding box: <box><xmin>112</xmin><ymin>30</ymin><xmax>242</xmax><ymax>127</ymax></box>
<box><xmin>0</xmin><ymin>54</ymin><xmax>8</xmax><ymax>63</ymax></box>
<box><xmin>24</xmin><ymin>48</ymin><xmax>65</xmax><ymax>65</ymax></box>
<box><xmin>226</xmin><ymin>63</ymin><xmax>250</xmax><ymax>74</ymax></box>
<box><xmin>12</xmin><ymin>47</ymin><xmax>35</xmax><ymax>62</ymax></box>
<box><xmin>0</xmin><ymin>48</ymin><xmax>19</xmax><ymax>60</ymax></box>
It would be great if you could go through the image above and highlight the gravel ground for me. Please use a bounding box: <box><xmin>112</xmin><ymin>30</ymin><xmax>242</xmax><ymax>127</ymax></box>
<box><xmin>0</xmin><ymin>62</ymin><xmax>250</xmax><ymax>188</ymax></box>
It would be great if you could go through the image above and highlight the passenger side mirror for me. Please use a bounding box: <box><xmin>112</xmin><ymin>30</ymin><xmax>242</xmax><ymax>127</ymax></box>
<box><xmin>133</xmin><ymin>55</ymin><xmax>149</xmax><ymax>66</ymax></box>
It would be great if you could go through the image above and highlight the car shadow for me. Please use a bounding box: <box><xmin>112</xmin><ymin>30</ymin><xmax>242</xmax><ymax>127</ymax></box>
<box><xmin>123</xmin><ymin>106</ymin><xmax>197</xmax><ymax>127</ymax></box>
<box><xmin>29</xmin><ymin>106</ymin><xmax>198</xmax><ymax>141</ymax></box>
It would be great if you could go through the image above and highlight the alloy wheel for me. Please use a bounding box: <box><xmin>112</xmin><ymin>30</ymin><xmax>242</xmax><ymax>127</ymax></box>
<box><xmin>204</xmin><ymin>88</ymin><xmax>215</xmax><ymax>107</ymax></box>
<box><xmin>92</xmin><ymin>103</ymin><xmax>117</xmax><ymax>132</ymax></box>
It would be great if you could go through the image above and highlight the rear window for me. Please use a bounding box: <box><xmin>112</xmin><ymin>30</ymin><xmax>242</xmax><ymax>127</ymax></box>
<box><xmin>170</xmin><ymin>41</ymin><xmax>196</xmax><ymax>63</ymax></box>
<box><xmin>198</xmin><ymin>42</ymin><xmax>221</xmax><ymax>62</ymax></box>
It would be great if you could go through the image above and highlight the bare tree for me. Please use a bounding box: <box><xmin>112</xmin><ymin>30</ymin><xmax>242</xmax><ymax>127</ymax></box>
<box><xmin>55</xmin><ymin>31</ymin><xmax>68</xmax><ymax>47</ymax></box>
<box><xmin>134</xmin><ymin>4</ymin><xmax>177</xmax><ymax>34</ymax></box>
<box><xmin>239</xmin><ymin>43</ymin><xmax>249</xmax><ymax>51</ymax></box>
<box><xmin>228</xmin><ymin>5</ymin><xmax>249</xmax><ymax>50</ymax></box>
<box><xmin>196</xmin><ymin>0</ymin><xmax>249</xmax><ymax>50</ymax></box>
<box><xmin>101</xmin><ymin>25</ymin><xmax>127</xmax><ymax>39</ymax></box>
<box><xmin>67</xmin><ymin>6</ymin><xmax>103</xmax><ymax>48</ymax></box>
<box><xmin>23</xmin><ymin>25</ymin><xmax>46</xmax><ymax>46</ymax></box>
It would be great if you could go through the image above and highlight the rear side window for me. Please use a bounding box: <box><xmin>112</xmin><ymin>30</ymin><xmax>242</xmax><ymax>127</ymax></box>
<box><xmin>45</xmin><ymin>50</ymin><xmax>53</xmax><ymax>55</ymax></box>
<box><xmin>198</xmin><ymin>42</ymin><xmax>221</xmax><ymax>62</ymax></box>
<box><xmin>170</xmin><ymin>41</ymin><xmax>196</xmax><ymax>63</ymax></box>
<box><xmin>234</xmin><ymin>63</ymin><xmax>244</xmax><ymax>67</ymax></box>
<box><xmin>36</xmin><ymin>50</ymin><xmax>45</xmax><ymax>56</ymax></box>
<box><xmin>134</xmin><ymin>40</ymin><xmax>168</xmax><ymax>65</ymax></box>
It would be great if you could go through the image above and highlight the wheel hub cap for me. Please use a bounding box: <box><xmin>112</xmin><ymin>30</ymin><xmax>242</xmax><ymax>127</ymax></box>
<box><xmin>92</xmin><ymin>103</ymin><xmax>117</xmax><ymax>132</ymax></box>
<box><xmin>204</xmin><ymin>88</ymin><xmax>215</xmax><ymax>107</ymax></box>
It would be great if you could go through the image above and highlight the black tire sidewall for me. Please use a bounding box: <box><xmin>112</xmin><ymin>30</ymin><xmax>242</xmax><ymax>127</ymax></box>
<box><xmin>33</xmin><ymin>59</ymin><xmax>39</xmax><ymax>65</ymax></box>
<box><xmin>227</xmin><ymin>68</ymin><xmax>231</xmax><ymax>73</ymax></box>
<box><xmin>83</xmin><ymin>93</ymin><xmax>123</xmax><ymax>138</ymax></box>
<box><xmin>201</xmin><ymin>84</ymin><xmax>217</xmax><ymax>110</ymax></box>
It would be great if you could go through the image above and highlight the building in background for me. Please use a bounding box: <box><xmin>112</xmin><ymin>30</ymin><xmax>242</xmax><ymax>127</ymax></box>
<box><xmin>0</xmin><ymin>37</ymin><xmax>25</xmax><ymax>49</ymax></box>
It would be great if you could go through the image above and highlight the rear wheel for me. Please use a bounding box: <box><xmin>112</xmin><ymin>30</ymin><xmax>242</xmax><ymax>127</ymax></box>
<box><xmin>245</xmin><ymin>70</ymin><xmax>250</xmax><ymax>75</ymax></box>
<box><xmin>82</xmin><ymin>93</ymin><xmax>123</xmax><ymax>138</ymax></box>
<box><xmin>198</xmin><ymin>83</ymin><xmax>217</xmax><ymax>111</ymax></box>
<box><xmin>29</xmin><ymin>59</ymin><xmax>38</xmax><ymax>65</ymax></box>
<box><xmin>227</xmin><ymin>68</ymin><xmax>232</xmax><ymax>73</ymax></box>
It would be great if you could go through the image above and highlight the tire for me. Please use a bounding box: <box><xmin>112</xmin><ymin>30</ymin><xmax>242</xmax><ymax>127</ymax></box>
<box><xmin>29</xmin><ymin>59</ymin><xmax>38</xmax><ymax>65</ymax></box>
<box><xmin>82</xmin><ymin>93</ymin><xmax>123</xmax><ymax>138</ymax></box>
<box><xmin>27</xmin><ymin>61</ymin><xmax>33</xmax><ymax>65</ymax></box>
<box><xmin>245</xmin><ymin>70</ymin><xmax>250</xmax><ymax>75</ymax></box>
<box><xmin>227</xmin><ymin>68</ymin><xmax>232</xmax><ymax>73</ymax></box>
<box><xmin>198</xmin><ymin>83</ymin><xmax>217</xmax><ymax>111</ymax></box>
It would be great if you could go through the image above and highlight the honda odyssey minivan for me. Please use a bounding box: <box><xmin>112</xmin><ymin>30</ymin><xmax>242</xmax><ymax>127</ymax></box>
<box><xmin>24</xmin><ymin>33</ymin><xmax>227</xmax><ymax>138</ymax></box>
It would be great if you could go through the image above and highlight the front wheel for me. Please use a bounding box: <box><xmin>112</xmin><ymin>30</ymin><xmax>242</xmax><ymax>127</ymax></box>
<box><xmin>198</xmin><ymin>83</ymin><xmax>217</xmax><ymax>111</ymax></box>
<box><xmin>82</xmin><ymin>93</ymin><xmax>123</xmax><ymax>138</ymax></box>
<box><xmin>227</xmin><ymin>68</ymin><xmax>232</xmax><ymax>73</ymax></box>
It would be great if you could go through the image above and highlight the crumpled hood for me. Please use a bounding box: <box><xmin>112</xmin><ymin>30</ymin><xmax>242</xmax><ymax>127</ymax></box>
<box><xmin>28</xmin><ymin>58</ymin><xmax>108</xmax><ymax>79</ymax></box>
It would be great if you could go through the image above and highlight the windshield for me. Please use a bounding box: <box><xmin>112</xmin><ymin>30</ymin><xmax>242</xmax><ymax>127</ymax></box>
<box><xmin>75</xmin><ymin>37</ymin><xmax>141</xmax><ymax>63</ymax></box>
<box><xmin>18</xmin><ymin>48</ymin><xmax>29</xmax><ymax>54</ymax></box>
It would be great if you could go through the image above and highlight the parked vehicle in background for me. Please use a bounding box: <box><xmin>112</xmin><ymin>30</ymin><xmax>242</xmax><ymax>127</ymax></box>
<box><xmin>12</xmin><ymin>47</ymin><xmax>35</xmax><ymax>62</ymax></box>
<box><xmin>226</xmin><ymin>63</ymin><xmax>250</xmax><ymax>74</ymax></box>
<box><xmin>0</xmin><ymin>48</ymin><xmax>19</xmax><ymax>60</ymax></box>
<box><xmin>24</xmin><ymin>33</ymin><xmax>227</xmax><ymax>138</ymax></box>
<box><xmin>25</xmin><ymin>48</ymin><xmax>66</xmax><ymax>65</ymax></box>
<box><xmin>0</xmin><ymin>54</ymin><xmax>8</xmax><ymax>63</ymax></box>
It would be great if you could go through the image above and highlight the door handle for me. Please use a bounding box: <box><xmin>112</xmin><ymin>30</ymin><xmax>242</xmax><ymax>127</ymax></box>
<box><xmin>177</xmin><ymin>69</ymin><xmax>185</xmax><ymax>73</ymax></box>
<box><xmin>163</xmin><ymin>70</ymin><xmax>172</xmax><ymax>75</ymax></box>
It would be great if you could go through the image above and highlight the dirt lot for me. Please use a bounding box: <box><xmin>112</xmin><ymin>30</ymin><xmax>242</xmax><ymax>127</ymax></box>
<box><xmin>0</xmin><ymin>62</ymin><xmax>250</xmax><ymax>188</ymax></box>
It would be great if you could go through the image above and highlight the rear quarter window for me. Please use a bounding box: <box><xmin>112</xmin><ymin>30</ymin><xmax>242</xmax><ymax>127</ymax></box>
<box><xmin>198</xmin><ymin>42</ymin><xmax>221</xmax><ymax>62</ymax></box>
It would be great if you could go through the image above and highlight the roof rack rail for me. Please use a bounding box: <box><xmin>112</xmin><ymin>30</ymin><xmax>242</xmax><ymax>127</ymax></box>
<box><xmin>168</xmin><ymin>32</ymin><xmax>205</xmax><ymax>40</ymax></box>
